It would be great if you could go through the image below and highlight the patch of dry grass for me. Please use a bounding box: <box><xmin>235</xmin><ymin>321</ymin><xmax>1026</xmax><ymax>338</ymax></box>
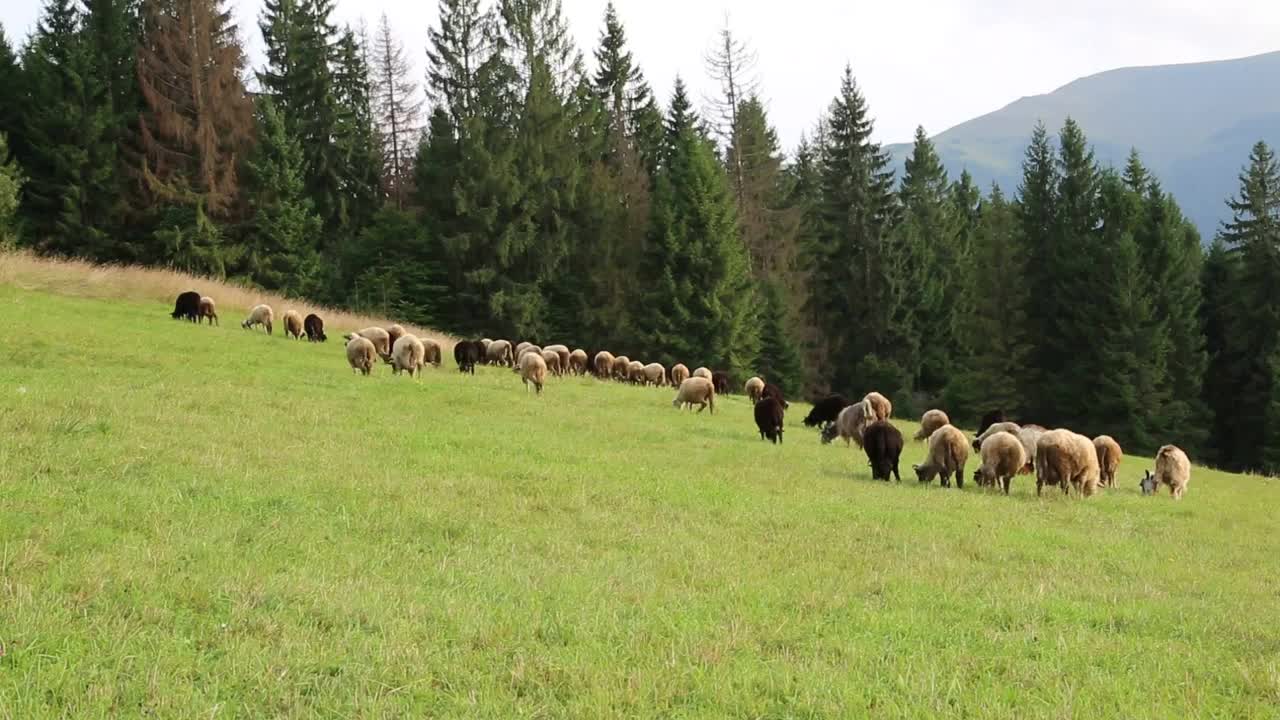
<box><xmin>0</xmin><ymin>248</ymin><xmax>455</xmax><ymax>350</ymax></box>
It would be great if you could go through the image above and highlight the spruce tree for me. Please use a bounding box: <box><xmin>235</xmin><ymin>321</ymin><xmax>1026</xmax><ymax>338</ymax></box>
<box><xmin>371</xmin><ymin>13</ymin><xmax>421</xmax><ymax>209</ymax></box>
<box><xmin>704</xmin><ymin>20</ymin><xmax>757</xmax><ymax>211</ymax></box>
<box><xmin>727</xmin><ymin>95</ymin><xmax>801</xmax><ymax>282</ymax></box>
<box><xmin>0</xmin><ymin>27</ymin><xmax>25</xmax><ymax>175</ymax></box>
<box><xmin>331</xmin><ymin>27</ymin><xmax>384</xmax><ymax>234</ymax></box>
<box><xmin>756</xmin><ymin>280</ymin><xmax>804</xmax><ymax>394</ymax></box>
<box><xmin>1014</xmin><ymin>121</ymin><xmax>1059</xmax><ymax>418</ymax></box>
<box><xmin>0</xmin><ymin>132</ymin><xmax>22</xmax><ymax>246</ymax></box>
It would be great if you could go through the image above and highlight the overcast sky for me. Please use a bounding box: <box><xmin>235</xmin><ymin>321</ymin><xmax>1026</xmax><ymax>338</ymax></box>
<box><xmin>3</xmin><ymin>0</ymin><xmax>1278</xmax><ymax>151</ymax></box>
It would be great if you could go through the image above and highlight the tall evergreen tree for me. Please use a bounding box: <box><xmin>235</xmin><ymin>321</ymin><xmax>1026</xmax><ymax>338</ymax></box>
<box><xmin>805</xmin><ymin>66</ymin><xmax>898</xmax><ymax>395</ymax></box>
<box><xmin>1201</xmin><ymin>239</ymin><xmax>1238</xmax><ymax>465</ymax></box>
<box><xmin>756</xmin><ymin>280</ymin><xmax>803</xmax><ymax>393</ymax></box>
<box><xmin>1014</xmin><ymin>121</ymin><xmax>1060</xmax><ymax>419</ymax></box>
<box><xmin>370</xmin><ymin>13</ymin><xmax>421</xmax><ymax>209</ymax></box>
<box><xmin>0</xmin><ymin>132</ymin><xmax>22</xmax><ymax>245</ymax></box>
<box><xmin>704</xmin><ymin>20</ymin><xmax>757</xmax><ymax>212</ymax></box>
<box><xmin>726</xmin><ymin>95</ymin><xmax>800</xmax><ymax>282</ymax></box>
<box><xmin>331</xmin><ymin>27</ymin><xmax>384</xmax><ymax>233</ymax></box>
<box><xmin>82</xmin><ymin>0</ymin><xmax>142</xmax><ymax>247</ymax></box>
<box><xmin>0</xmin><ymin>26</ymin><xmax>20</xmax><ymax>147</ymax></box>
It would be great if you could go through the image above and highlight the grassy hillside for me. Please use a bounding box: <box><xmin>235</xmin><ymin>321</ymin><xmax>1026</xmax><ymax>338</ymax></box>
<box><xmin>1</xmin><ymin>283</ymin><xmax>1278</xmax><ymax>717</ymax></box>
<box><xmin>885</xmin><ymin>50</ymin><xmax>1280</xmax><ymax>237</ymax></box>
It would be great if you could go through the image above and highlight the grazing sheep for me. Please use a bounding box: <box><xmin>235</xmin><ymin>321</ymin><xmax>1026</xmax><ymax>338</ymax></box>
<box><xmin>283</xmin><ymin>310</ymin><xmax>303</xmax><ymax>340</ymax></box>
<box><xmin>170</xmin><ymin>291</ymin><xmax>201</xmax><ymax>322</ymax></box>
<box><xmin>352</xmin><ymin>327</ymin><xmax>391</xmax><ymax>357</ymax></box>
<box><xmin>863</xmin><ymin>421</ymin><xmax>904</xmax><ymax>482</ymax></box>
<box><xmin>481</xmin><ymin>338</ymin><xmax>493</xmax><ymax>353</ymax></box>
<box><xmin>390</xmin><ymin>334</ymin><xmax>426</xmax><ymax>378</ymax></box>
<box><xmin>303</xmin><ymin>313</ymin><xmax>326</xmax><ymax>342</ymax></box>
<box><xmin>544</xmin><ymin>345</ymin><xmax>571</xmax><ymax>374</ymax></box>
<box><xmin>454</xmin><ymin>340</ymin><xmax>482</xmax><ymax>374</ymax></box>
<box><xmin>914</xmin><ymin>409</ymin><xmax>950</xmax><ymax>441</ymax></box>
<box><xmin>824</xmin><ymin>400</ymin><xmax>875</xmax><ymax>447</ymax></box>
<box><xmin>978</xmin><ymin>409</ymin><xmax>1007</xmax><ymax>436</ymax></box>
<box><xmin>692</xmin><ymin>367</ymin><xmax>712</xmax><ymax>381</ymax></box>
<box><xmin>863</xmin><ymin>392</ymin><xmax>892</xmax><ymax>422</ymax></box>
<box><xmin>975</xmin><ymin>431</ymin><xmax>1027</xmax><ymax>494</ymax></box>
<box><xmin>761</xmin><ymin>383</ymin><xmax>789</xmax><ymax>409</ymax></box>
<box><xmin>671</xmin><ymin>363</ymin><xmax>690</xmax><ymax>386</ymax></box>
<box><xmin>913</xmin><ymin>424</ymin><xmax>970</xmax><ymax>488</ymax></box>
<box><xmin>1016</xmin><ymin>425</ymin><xmax>1047</xmax><ymax>474</ymax></box>
<box><xmin>744</xmin><ymin>377</ymin><xmax>765</xmax><ymax>403</ymax></box>
<box><xmin>643</xmin><ymin>362</ymin><xmax>666</xmax><ymax>386</ymax></box>
<box><xmin>754</xmin><ymin>397</ymin><xmax>785</xmax><ymax>444</ymax></box>
<box><xmin>1150</xmin><ymin>445</ymin><xmax>1191</xmax><ymax>499</ymax></box>
<box><xmin>672</xmin><ymin>377</ymin><xmax>716</xmax><ymax>414</ymax></box>
<box><xmin>541</xmin><ymin>349</ymin><xmax>563</xmax><ymax>377</ymax></box>
<box><xmin>421</xmin><ymin>339</ymin><xmax>443</xmax><ymax>368</ymax></box>
<box><xmin>569</xmin><ymin>349</ymin><xmax>589</xmax><ymax>375</ymax></box>
<box><xmin>804</xmin><ymin>394</ymin><xmax>852</xmax><ymax>429</ymax></box>
<box><xmin>612</xmin><ymin>355</ymin><xmax>632</xmax><ymax>381</ymax></box>
<box><xmin>1093</xmin><ymin>435</ymin><xmax>1123</xmax><ymax>488</ymax></box>
<box><xmin>711</xmin><ymin>371</ymin><xmax>731</xmax><ymax>395</ymax></box>
<box><xmin>973</xmin><ymin>421</ymin><xmax>1023</xmax><ymax>451</ymax></box>
<box><xmin>593</xmin><ymin>351</ymin><xmax>615</xmax><ymax>378</ymax></box>
<box><xmin>628</xmin><ymin>360</ymin><xmax>646</xmax><ymax>384</ymax></box>
<box><xmin>486</xmin><ymin>339</ymin><xmax>514</xmax><ymax>367</ymax></box>
<box><xmin>241</xmin><ymin>304</ymin><xmax>274</xmax><ymax>335</ymax></box>
<box><xmin>385</xmin><ymin>324</ymin><xmax>406</xmax><ymax>351</ymax></box>
<box><xmin>346</xmin><ymin>335</ymin><xmax>377</xmax><ymax>375</ymax></box>
<box><xmin>198</xmin><ymin>296</ymin><xmax>218</xmax><ymax>325</ymax></box>
<box><xmin>520</xmin><ymin>351</ymin><xmax>548</xmax><ymax>395</ymax></box>
<box><xmin>1034</xmin><ymin>430</ymin><xmax>1100</xmax><ymax>497</ymax></box>
<box><xmin>515</xmin><ymin>342</ymin><xmax>539</xmax><ymax>359</ymax></box>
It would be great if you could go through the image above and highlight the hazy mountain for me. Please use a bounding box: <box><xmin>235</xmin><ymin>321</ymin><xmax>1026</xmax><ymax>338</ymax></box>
<box><xmin>885</xmin><ymin>51</ymin><xmax>1280</xmax><ymax>238</ymax></box>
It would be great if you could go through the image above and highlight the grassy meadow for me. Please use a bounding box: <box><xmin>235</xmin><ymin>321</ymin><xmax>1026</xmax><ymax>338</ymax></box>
<box><xmin>0</xmin><ymin>279</ymin><xmax>1278</xmax><ymax>717</ymax></box>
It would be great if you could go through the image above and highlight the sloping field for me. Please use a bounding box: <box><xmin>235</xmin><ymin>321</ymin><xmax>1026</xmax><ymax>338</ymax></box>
<box><xmin>0</xmin><ymin>281</ymin><xmax>1277</xmax><ymax>718</ymax></box>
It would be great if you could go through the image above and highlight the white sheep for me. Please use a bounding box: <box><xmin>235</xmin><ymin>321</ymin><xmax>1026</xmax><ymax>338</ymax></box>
<box><xmin>346</xmin><ymin>334</ymin><xmax>377</xmax><ymax>375</ymax></box>
<box><xmin>913</xmin><ymin>424</ymin><xmax>970</xmax><ymax>488</ymax></box>
<box><xmin>390</xmin><ymin>334</ymin><xmax>426</xmax><ymax>378</ymax></box>
<box><xmin>241</xmin><ymin>304</ymin><xmax>274</xmax><ymax>335</ymax></box>
<box><xmin>672</xmin><ymin>377</ymin><xmax>716</xmax><ymax>413</ymax></box>
<box><xmin>975</xmin><ymin>431</ymin><xmax>1026</xmax><ymax>494</ymax></box>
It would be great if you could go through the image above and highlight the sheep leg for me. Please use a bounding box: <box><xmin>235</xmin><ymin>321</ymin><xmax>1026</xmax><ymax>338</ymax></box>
<box><xmin>956</xmin><ymin>465</ymin><xmax>966</xmax><ymax>489</ymax></box>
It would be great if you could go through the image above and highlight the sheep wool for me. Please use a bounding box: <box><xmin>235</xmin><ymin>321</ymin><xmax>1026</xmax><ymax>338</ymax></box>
<box><xmin>672</xmin><ymin>377</ymin><xmax>716</xmax><ymax>414</ymax></box>
<box><xmin>241</xmin><ymin>304</ymin><xmax>274</xmax><ymax>335</ymax></box>
<box><xmin>390</xmin><ymin>334</ymin><xmax>426</xmax><ymax>378</ymax></box>
<box><xmin>346</xmin><ymin>335</ymin><xmax>377</xmax><ymax>376</ymax></box>
<box><xmin>913</xmin><ymin>424</ymin><xmax>970</xmax><ymax>488</ymax></box>
<box><xmin>1154</xmin><ymin>444</ymin><xmax>1191</xmax><ymax>499</ymax></box>
<box><xmin>976</xmin><ymin>431</ymin><xmax>1026</xmax><ymax>494</ymax></box>
<box><xmin>914</xmin><ymin>409</ymin><xmax>950</xmax><ymax>441</ymax></box>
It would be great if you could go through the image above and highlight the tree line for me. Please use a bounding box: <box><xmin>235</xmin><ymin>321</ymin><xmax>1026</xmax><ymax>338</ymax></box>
<box><xmin>0</xmin><ymin>0</ymin><xmax>1277</xmax><ymax>472</ymax></box>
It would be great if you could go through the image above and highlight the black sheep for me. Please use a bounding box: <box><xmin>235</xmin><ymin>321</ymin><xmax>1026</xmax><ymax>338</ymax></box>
<box><xmin>803</xmin><ymin>394</ymin><xmax>850</xmax><ymax>428</ymax></box>
<box><xmin>711</xmin><ymin>371</ymin><xmax>731</xmax><ymax>395</ymax></box>
<box><xmin>761</xmin><ymin>383</ymin><xmax>788</xmax><ymax>409</ymax></box>
<box><xmin>303</xmin><ymin>313</ymin><xmax>326</xmax><ymax>342</ymax></box>
<box><xmin>454</xmin><ymin>340</ymin><xmax>482</xmax><ymax>374</ymax></box>
<box><xmin>863</xmin><ymin>420</ymin><xmax>903</xmax><ymax>482</ymax></box>
<box><xmin>754</xmin><ymin>397</ymin><xmax>785</xmax><ymax>444</ymax></box>
<box><xmin>170</xmin><ymin>290</ymin><xmax>201</xmax><ymax>322</ymax></box>
<box><xmin>978</xmin><ymin>409</ymin><xmax>1007</xmax><ymax>436</ymax></box>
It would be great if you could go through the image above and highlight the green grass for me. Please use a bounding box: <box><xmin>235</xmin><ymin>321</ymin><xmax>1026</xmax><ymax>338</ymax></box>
<box><xmin>1</xmin><ymin>286</ymin><xmax>1278</xmax><ymax>718</ymax></box>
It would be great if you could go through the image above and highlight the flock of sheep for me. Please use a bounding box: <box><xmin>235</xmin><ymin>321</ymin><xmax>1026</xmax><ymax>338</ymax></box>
<box><xmin>171</xmin><ymin>292</ymin><xmax>1193</xmax><ymax>500</ymax></box>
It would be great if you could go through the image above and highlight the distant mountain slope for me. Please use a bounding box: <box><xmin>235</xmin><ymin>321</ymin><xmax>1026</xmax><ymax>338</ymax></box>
<box><xmin>885</xmin><ymin>51</ymin><xmax>1280</xmax><ymax>238</ymax></box>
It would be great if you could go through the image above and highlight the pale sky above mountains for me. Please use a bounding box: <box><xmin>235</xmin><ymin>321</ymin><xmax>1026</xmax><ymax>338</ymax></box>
<box><xmin>3</xmin><ymin>0</ymin><xmax>1278</xmax><ymax>150</ymax></box>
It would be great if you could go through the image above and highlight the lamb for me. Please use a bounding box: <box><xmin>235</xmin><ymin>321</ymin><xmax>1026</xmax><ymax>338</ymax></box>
<box><xmin>283</xmin><ymin>310</ymin><xmax>303</xmax><ymax>340</ymax></box>
<box><xmin>863</xmin><ymin>420</ymin><xmax>903</xmax><ymax>482</ymax></box>
<box><xmin>978</xmin><ymin>409</ymin><xmax>1007</xmax><ymax>436</ymax></box>
<box><xmin>914</xmin><ymin>409</ymin><xmax>950</xmax><ymax>441</ymax></box>
<box><xmin>385</xmin><ymin>324</ymin><xmax>406</xmax><ymax>351</ymax></box>
<box><xmin>170</xmin><ymin>291</ymin><xmax>201</xmax><ymax>322</ymax></box>
<box><xmin>975</xmin><ymin>431</ymin><xmax>1026</xmax><ymax>494</ymax></box>
<box><xmin>1147</xmin><ymin>445</ymin><xmax>1191</xmax><ymax>499</ymax></box>
<box><xmin>520</xmin><ymin>350</ymin><xmax>548</xmax><ymax>394</ymax></box>
<box><xmin>454</xmin><ymin>340</ymin><xmax>482</xmax><ymax>374</ymax></box>
<box><xmin>823</xmin><ymin>399</ymin><xmax>874</xmax><ymax>448</ymax></box>
<box><xmin>913</xmin><ymin>424</ymin><xmax>970</xmax><ymax>488</ymax></box>
<box><xmin>642</xmin><ymin>362</ymin><xmax>666</xmax><ymax>386</ymax></box>
<box><xmin>198</xmin><ymin>296</ymin><xmax>218</xmax><ymax>325</ymax></box>
<box><xmin>1034</xmin><ymin>430</ymin><xmax>1100</xmax><ymax>497</ymax></box>
<box><xmin>593</xmin><ymin>351</ymin><xmax>615</xmax><ymax>378</ymax></box>
<box><xmin>354</xmin><ymin>327</ymin><xmax>392</xmax><ymax>357</ymax></box>
<box><xmin>863</xmin><ymin>391</ymin><xmax>892</xmax><ymax>421</ymax></box>
<box><xmin>761</xmin><ymin>383</ymin><xmax>789</xmax><ymax>409</ymax></box>
<box><xmin>744</xmin><ymin>376</ymin><xmax>765</xmax><ymax>403</ymax></box>
<box><xmin>390</xmin><ymin>334</ymin><xmax>426</xmax><ymax>378</ymax></box>
<box><xmin>672</xmin><ymin>377</ymin><xmax>716</xmax><ymax>414</ymax></box>
<box><xmin>670</xmin><ymin>363</ymin><xmax>690</xmax><ymax>386</ymax></box>
<box><xmin>754</xmin><ymin>397</ymin><xmax>785</xmax><ymax>444</ymax></box>
<box><xmin>692</xmin><ymin>367</ymin><xmax>712</xmax><ymax>381</ymax></box>
<box><xmin>303</xmin><ymin>313</ymin><xmax>326</xmax><ymax>342</ymax></box>
<box><xmin>345</xmin><ymin>334</ymin><xmax>377</xmax><ymax>375</ymax></box>
<box><xmin>972</xmin><ymin>422</ymin><xmax>1022</xmax><ymax>452</ymax></box>
<box><xmin>544</xmin><ymin>345</ymin><xmax>571</xmax><ymax>374</ymax></box>
<box><xmin>804</xmin><ymin>394</ymin><xmax>852</xmax><ymax>429</ymax></box>
<box><xmin>541</xmin><ymin>349</ymin><xmax>563</xmax><ymax>377</ymax></box>
<box><xmin>569</xmin><ymin>349</ymin><xmax>589</xmax><ymax>376</ymax></box>
<box><xmin>422</xmin><ymin>339</ymin><xmax>443</xmax><ymax>368</ymax></box>
<box><xmin>612</xmin><ymin>355</ymin><xmax>632</xmax><ymax>381</ymax></box>
<box><xmin>486</xmin><ymin>339</ymin><xmax>514</xmax><ymax>367</ymax></box>
<box><xmin>711</xmin><ymin>371</ymin><xmax>731</xmax><ymax>395</ymax></box>
<box><xmin>241</xmin><ymin>304</ymin><xmax>274</xmax><ymax>335</ymax></box>
<box><xmin>1093</xmin><ymin>435</ymin><xmax>1123</xmax><ymax>488</ymax></box>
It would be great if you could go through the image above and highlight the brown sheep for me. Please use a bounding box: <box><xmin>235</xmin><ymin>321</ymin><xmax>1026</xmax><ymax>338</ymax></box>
<box><xmin>544</xmin><ymin>344</ymin><xmax>571</xmax><ymax>374</ymax></box>
<box><xmin>744</xmin><ymin>376</ymin><xmax>765</xmax><ymax>403</ymax></box>
<box><xmin>422</xmin><ymin>339</ymin><xmax>442</xmax><ymax>368</ymax></box>
<box><xmin>671</xmin><ymin>363</ymin><xmax>690</xmax><ymax>386</ymax></box>
<box><xmin>1148</xmin><ymin>445</ymin><xmax>1191</xmax><ymax>499</ymax></box>
<box><xmin>914</xmin><ymin>409</ymin><xmax>950</xmax><ymax>441</ymax></box>
<box><xmin>642</xmin><ymin>362</ymin><xmax>666</xmax><ymax>386</ymax></box>
<box><xmin>975</xmin><ymin>431</ymin><xmax>1027</xmax><ymax>494</ymax></box>
<box><xmin>345</xmin><ymin>335</ymin><xmax>377</xmax><ymax>375</ymax></box>
<box><xmin>913</xmin><ymin>425</ymin><xmax>970</xmax><ymax>488</ymax></box>
<box><xmin>593</xmin><ymin>350</ymin><xmax>615</xmax><ymax>377</ymax></box>
<box><xmin>612</xmin><ymin>355</ymin><xmax>632</xmax><ymax>381</ymax></box>
<box><xmin>1035</xmin><ymin>430</ymin><xmax>1100</xmax><ymax>497</ymax></box>
<box><xmin>672</xmin><ymin>377</ymin><xmax>716</xmax><ymax>414</ymax></box>
<box><xmin>354</xmin><ymin>327</ymin><xmax>392</xmax><ymax>358</ymax></box>
<box><xmin>628</xmin><ymin>360</ymin><xmax>646</xmax><ymax>384</ymax></box>
<box><xmin>198</xmin><ymin>296</ymin><xmax>218</xmax><ymax>325</ymax></box>
<box><xmin>863</xmin><ymin>391</ymin><xmax>892</xmax><ymax>421</ymax></box>
<box><xmin>515</xmin><ymin>341</ymin><xmax>538</xmax><ymax>358</ymax></box>
<box><xmin>283</xmin><ymin>310</ymin><xmax>303</xmax><ymax>340</ymax></box>
<box><xmin>1093</xmin><ymin>435</ymin><xmax>1123</xmax><ymax>488</ymax></box>
<box><xmin>541</xmin><ymin>349</ymin><xmax>563</xmax><ymax>377</ymax></box>
<box><xmin>569</xmin><ymin>349</ymin><xmax>589</xmax><ymax>375</ymax></box>
<box><xmin>520</xmin><ymin>351</ymin><xmax>548</xmax><ymax>394</ymax></box>
<box><xmin>385</xmin><ymin>324</ymin><xmax>406</xmax><ymax>351</ymax></box>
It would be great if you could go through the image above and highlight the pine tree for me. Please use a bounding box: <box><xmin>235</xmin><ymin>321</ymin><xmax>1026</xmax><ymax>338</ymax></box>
<box><xmin>805</xmin><ymin>66</ymin><xmax>898</xmax><ymax>396</ymax></box>
<box><xmin>0</xmin><ymin>132</ymin><xmax>22</xmax><ymax>245</ymax></box>
<box><xmin>238</xmin><ymin>98</ymin><xmax>323</xmax><ymax>294</ymax></box>
<box><xmin>371</xmin><ymin>13</ymin><xmax>421</xmax><ymax>209</ymax></box>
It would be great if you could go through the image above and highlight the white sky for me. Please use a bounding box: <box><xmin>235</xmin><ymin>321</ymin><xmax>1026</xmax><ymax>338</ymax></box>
<box><xmin>3</xmin><ymin>0</ymin><xmax>1278</xmax><ymax>150</ymax></box>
